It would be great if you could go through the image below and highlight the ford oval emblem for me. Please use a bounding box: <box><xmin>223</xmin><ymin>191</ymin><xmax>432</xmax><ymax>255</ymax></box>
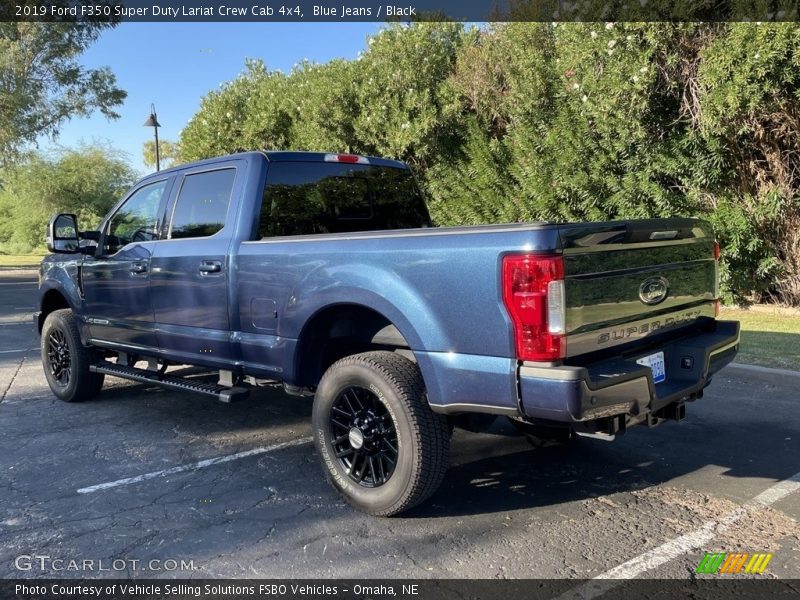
<box><xmin>639</xmin><ymin>276</ymin><xmax>669</xmax><ymax>305</ymax></box>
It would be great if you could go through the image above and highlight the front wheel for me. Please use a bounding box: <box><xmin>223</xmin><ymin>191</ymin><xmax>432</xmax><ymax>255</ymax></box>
<box><xmin>41</xmin><ymin>309</ymin><xmax>104</xmax><ymax>402</ymax></box>
<box><xmin>312</xmin><ymin>351</ymin><xmax>450</xmax><ymax>516</ymax></box>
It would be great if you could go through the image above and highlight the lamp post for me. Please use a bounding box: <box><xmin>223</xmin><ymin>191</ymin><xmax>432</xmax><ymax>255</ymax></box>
<box><xmin>143</xmin><ymin>103</ymin><xmax>161</xmax><ymax>171</ymax></box>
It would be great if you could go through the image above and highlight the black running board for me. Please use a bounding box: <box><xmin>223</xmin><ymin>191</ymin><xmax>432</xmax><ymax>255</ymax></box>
<box><xmin>89</xmin><ymin>362</ymin><xmax>250</xmax><ymax>403</ymax></box>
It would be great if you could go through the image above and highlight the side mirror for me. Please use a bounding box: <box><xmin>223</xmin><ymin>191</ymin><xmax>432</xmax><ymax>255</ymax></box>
<box><xmin>46</xmin><ymin>213</ymin><xmax>80</xmax><ymax>254</ymax></box>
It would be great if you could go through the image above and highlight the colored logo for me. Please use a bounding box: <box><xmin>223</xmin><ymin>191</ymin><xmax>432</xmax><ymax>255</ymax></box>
<box><xmin>638</xmin><ymin>276</ymin><xmax>669</xmax><ymax>305</ymax></box>
<box><xmin>696</xmin><ymin>552</ymin><xmax>773</xmax><ymax>574</ymax></box>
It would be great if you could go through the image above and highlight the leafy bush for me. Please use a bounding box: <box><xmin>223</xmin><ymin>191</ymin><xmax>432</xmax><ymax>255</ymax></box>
<box><xmin>0</xmin><ymin>146</ymin><xmax>136</xmax><ymax>253</ymax></box>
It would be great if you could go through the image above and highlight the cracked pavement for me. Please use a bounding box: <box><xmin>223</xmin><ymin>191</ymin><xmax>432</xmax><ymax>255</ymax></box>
<box><xmin>1</xmin><ymin>271</ymin><xmax>798</xmax><ymax>580</ymax></box>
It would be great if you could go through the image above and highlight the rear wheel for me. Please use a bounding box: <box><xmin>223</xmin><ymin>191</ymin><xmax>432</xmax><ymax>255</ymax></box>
<box><xmin>41</xmin><ymin>309</ymin><xmax>104</xmax><ymax>402</ymax></box>
<box><xmin>312</xmin><ymin>351</ymin><xmax>450</xmax><ymax>516</ymax></box>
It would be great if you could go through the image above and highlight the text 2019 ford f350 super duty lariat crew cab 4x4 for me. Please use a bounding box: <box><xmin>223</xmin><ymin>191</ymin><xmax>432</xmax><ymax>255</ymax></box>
<box><xmin>36</xmin><ymin>151</ymin><xmax>740</xmax><ymax>515</ymax></box>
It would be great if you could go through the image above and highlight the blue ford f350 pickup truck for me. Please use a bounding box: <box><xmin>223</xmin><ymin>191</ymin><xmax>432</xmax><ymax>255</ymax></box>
<box><xmin>36</xmin><ymin>151</ymin><xmax>739</xmax><ymax>515</ymax></box>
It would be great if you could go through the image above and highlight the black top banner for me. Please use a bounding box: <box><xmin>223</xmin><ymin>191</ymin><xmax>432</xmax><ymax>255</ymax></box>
<box><xmin>3</xmin><ymin>0</ymin><xmax>800</xmax><ymax>22</ymax></box>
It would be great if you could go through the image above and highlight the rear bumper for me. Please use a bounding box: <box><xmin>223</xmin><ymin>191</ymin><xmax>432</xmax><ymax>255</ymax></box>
<box><xmin>518</xmin><ymin>320</ymin><xmax>740</xmax><ymax>422</ymax></box>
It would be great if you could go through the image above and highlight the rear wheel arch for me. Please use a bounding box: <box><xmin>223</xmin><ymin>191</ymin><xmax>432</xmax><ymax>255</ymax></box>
<box><xmin>293</xmin><ymin>304</ymin><xmax>415</xmax><ymax>388</ymax></box>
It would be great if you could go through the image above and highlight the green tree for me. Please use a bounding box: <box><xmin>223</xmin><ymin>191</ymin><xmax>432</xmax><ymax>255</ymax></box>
<box><xmin>696</xmin><ymin>23</ymin><xmax>800</xmax><ymax>303</ymax></box>
<box><xmin>0</xmin><ymin>21</ymin><xmax>126</xmax><ymax>163</ymax></box>
<box><xmin>351</xmin><ymin>23</ymin><xmax>465</xmax><ymax>167</ymax></box>
<box><xmin>0</xmin><ymin>146</ymin><xmax>136</xmax><ymax>253</ymax></box>
<box><xmin>142</xmin><ymin>139</ymin><xmax>182</xmax><ymax>170</ymax></box>
<box><xmin>288</xmin><ymin>59</ymin><xmax>362</xmax><ymax>152</ymax></box>
<box><xmin>180</xmin><ymin>59</ymin><xmax>294</xmax><ymax>162</ymax></box>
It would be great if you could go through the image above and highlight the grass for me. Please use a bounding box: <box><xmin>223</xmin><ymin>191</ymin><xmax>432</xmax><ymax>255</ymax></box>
<box><xmin>0</xmin><ymin>253</ymin><xmax>45</xmax><ymax>267</ymax></box>
<box><xmin>720</xmin><ymin>307</ymin><xmax>800</xmax><ymax>371</ymax></box>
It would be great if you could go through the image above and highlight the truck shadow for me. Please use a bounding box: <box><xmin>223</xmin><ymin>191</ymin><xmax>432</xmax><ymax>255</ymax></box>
<box><xmin>92</xmin><ymin>380</ymin><xmax>313</xmax><ymax>434</ymax></box>
<box><xmin>64</xmin><ymin>370</ymin><xmax>799</xmax><ymax>520</ymax></box>
<box><xmin>407</xmin><ymin>418</ymin><xmax>800</xmax><ymax>518</ymax></box>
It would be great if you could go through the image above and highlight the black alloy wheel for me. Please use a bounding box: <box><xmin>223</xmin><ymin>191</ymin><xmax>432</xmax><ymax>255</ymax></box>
<box><xmin>47</xmin><ymin>328</ymin><xmax>71</xmax><ymax>386</ymax></box>
<box><xmin>329</xmin><ymin>386</ymin><xmax>398</xmax><ymax>487</ymax></box>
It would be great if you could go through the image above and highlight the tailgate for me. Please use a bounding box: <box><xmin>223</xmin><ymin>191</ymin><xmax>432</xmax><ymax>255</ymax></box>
<box><xmin>558</xmin><ymin>218</ymin><xmax>718</xmax><ymax>358</ymax></box>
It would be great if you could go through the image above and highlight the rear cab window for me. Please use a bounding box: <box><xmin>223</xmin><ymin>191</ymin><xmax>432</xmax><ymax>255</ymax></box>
<box><xmin>259</xmin><ymin>162</ymin><xmax>431</xmax><ymax>238</ymax></box>
<box><xmin>169</xmin><ymin>168</ymin><xmax>236</xmax><ymax>239</ymax></box>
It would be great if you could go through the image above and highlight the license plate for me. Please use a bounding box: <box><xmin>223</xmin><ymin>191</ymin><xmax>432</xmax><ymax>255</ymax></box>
<box><xmin>637</xmin><ymin>351</ymin><xmax>666</xmax><ymax>384</ymax></box>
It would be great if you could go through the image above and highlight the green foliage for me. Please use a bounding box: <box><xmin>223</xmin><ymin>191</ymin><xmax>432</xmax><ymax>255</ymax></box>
<box><xmin>0</xmin><ymin>146</ymin><xmax>136</xmax><ymax>253</ymax></box>
<box><xmin>425</xmin><ymin>116</ymin><xmax>517</xmax><ymax>224</ymax></box>
<box><xmin>0</xmin><ymin>22</ymin><xmax>126</xmax><ymax>163</ymax></box>
<box><xmin>142</xmin><ymin>139</ymin><xmax>182</xmax><ymax>170</ymax></box>
<box><xmin>707</xmin><ymin>193</ymin><xmax>784</xmax><ymax>304</ymax></box>
<box><xmin>179</xmin><ymin>22</ymin><xmax>800</xmax><ymax>305</ymax></box>
<box><xmin>179</xmin><ymin>23</ymin><xmax>464</xmax><ymax>167</ymax></box>
<box><xmin>288</xmin><ymin>59</ymin><xmax>361</xmax><ymax>152</ymax></box>
<box><xmin>349</xmin><ymin>22</ymin><xmax>464</xmax><ymax>167</ymax></box>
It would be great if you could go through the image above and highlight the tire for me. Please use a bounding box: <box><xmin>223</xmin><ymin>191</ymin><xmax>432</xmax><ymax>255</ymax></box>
<box><xmin>41</xmin><ymin>309</ymin><xmax>104</xmax><ymax>402</ymax></box>
<box><xmin>312</xmin><ymin>351</ymin><xmax>450</xmax><ymax>516</ymax></box>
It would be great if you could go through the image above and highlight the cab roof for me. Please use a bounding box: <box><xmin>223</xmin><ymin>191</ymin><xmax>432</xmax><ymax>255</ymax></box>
<box><xmin>139</xmin><ymin>150</ymin><xmax>408</xmax><ymax>183</ymax></box>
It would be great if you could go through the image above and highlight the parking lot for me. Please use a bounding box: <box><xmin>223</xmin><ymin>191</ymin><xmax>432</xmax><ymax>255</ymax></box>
<box><xmin>1</xmin><ymin>270</ymin><xmax>798</xmax><ymax>581</ymax></box>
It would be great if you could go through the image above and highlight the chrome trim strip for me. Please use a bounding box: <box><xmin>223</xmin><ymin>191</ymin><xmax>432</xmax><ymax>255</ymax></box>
<box><xmin>709</xmin><ymin>337</ymin><xmax>740</xmax><ymax>357</ymax></box>
<box><xmin>519</xmin><ymin>364</ymin><xmax>584</xmax><ymax>381</ymax></box>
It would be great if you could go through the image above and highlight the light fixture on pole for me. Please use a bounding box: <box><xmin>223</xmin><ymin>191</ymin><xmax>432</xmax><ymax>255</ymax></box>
<box><xmin>143</xmin><ymin>103</ymin><xmax>161</xmax><ymax>171</ymax></box>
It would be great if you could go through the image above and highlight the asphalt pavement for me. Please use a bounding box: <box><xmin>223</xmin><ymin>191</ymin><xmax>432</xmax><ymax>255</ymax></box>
<box><xmin>1</xmin><ymin>271</ymin><xmax>798</xmax><ymax>581</ymax></box>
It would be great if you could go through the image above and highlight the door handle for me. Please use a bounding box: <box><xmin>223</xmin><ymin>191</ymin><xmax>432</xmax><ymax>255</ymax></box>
<box><xmin>130</xmin><ymin>262</ymin><xmax>148</xmax><ymax>274</ymax></box>
<box><xmin>198</xmin><ymin>260</ymin><xmax>222</xmax><ymax>274</ymax></box>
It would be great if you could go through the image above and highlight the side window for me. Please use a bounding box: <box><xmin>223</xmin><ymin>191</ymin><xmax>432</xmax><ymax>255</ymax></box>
<box><xmin>105</xmin><ymin>180</ymin><xmax>168</xmax><ymax>255</ymax></box>
<box><xmin>170</xmin><ymin>169</ymin><xmax>236</xmax><ymax>239</ymax></box>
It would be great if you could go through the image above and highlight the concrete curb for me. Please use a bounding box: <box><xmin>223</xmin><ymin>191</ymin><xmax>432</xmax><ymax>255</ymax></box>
<box><xmin>726</xmin><ymin>362</ymin><xmax>800</xmax><ymax>385</ymax></box>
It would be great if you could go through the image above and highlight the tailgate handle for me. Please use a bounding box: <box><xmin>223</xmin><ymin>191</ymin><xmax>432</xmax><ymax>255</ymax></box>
<box><xmin>198</xmin><ymin>260</ymin><xmax>222</xmax><ymax>274</ymax></box>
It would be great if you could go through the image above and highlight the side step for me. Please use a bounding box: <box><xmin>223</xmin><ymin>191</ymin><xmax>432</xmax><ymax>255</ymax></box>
<box><xmin>89</xmin><ymin>362</ymin><xmax>250</xmax><ymax>403</ymax></box>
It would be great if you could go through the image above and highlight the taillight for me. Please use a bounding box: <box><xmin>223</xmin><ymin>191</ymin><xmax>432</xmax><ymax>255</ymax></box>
<box><xmin>714</xmin><ymin>298</ymin><xmax>721</xmax><ymax>317</ymax></box>
<box><xmin>502</xmin><ymin>254</ymin><xmax>566</xmax><ymax>362</ymax></box>
<box><xmin>713</xmin><ymin>241</ymin><xmax>720</xmax><ymax>261</ymax></box>
<box><xmin>324</xmin><ymin>153</ymin><xmax>369</xmax><ymax>164</ymax></box>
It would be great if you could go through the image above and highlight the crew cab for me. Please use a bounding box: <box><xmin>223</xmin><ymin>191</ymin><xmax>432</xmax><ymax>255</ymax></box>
<box><xmin>36</xmin><ymin>151</ymin><xmax>740</xmax><ymax>515</ymax></box>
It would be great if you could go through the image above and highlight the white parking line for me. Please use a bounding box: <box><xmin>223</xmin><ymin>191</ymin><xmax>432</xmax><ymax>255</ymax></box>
<box><xmin>77</xmin><ymin>437</ymin><xmax>314</xmax><ymax>494</ymax></box>
<box><xmin>558</xmin><ymin>470</ymin><xmax>800</xmax><ymax>598</ymax></box>
<box><xmin>0</xmin><ymin>348</ymin><xmax>29</xmax><ymax>354</ymax></box>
